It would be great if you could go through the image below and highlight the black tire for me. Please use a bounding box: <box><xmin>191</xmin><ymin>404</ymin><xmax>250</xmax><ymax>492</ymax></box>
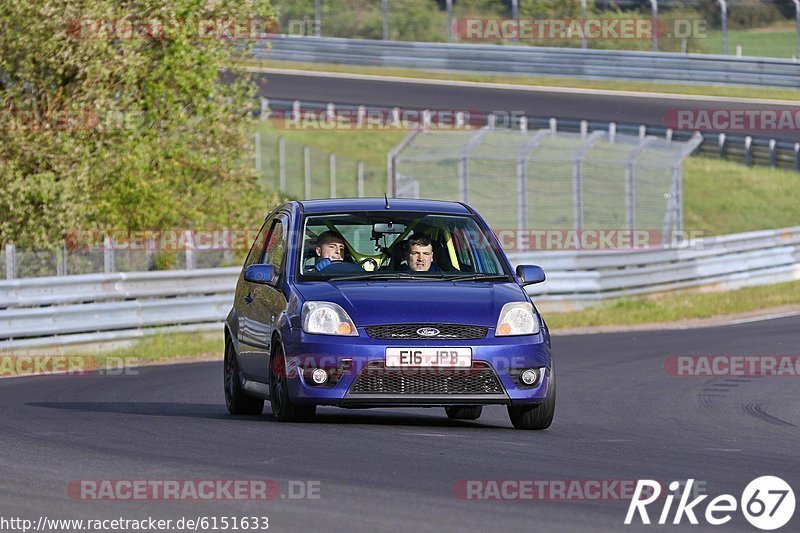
<box><xmin>269</xmin><ymin>344</ymin><xmax>316</xmax><ymax>422</ymax></box>
<box><xmin>224</xmin><ymin>336</ymin><xmax>264</xmax><ymax>415</ymax></box>
<box><xmin>445</xmin><ymin>406</ymin><xmax>483</xmax><ymax>420</ymax></box>
<box><xmin>507</xmin><ymin>367</ymin><xmax>556</xmax><ymax>430</ymax></box>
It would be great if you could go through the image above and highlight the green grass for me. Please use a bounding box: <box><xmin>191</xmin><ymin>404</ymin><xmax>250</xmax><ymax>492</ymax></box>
<box><xmin>0</xmin><ymin>332</ymin><xmax>223</xmax><ymax>376</ymax></box>
<box><xmin>704</xmin><ymin>24</ymin><xmax>797</xmax><ymax>59</ymax></box>
<box><xmin>683</xmin><ymin>157</ymin><xmax>800</xmax><ymax>235</ymax></box>
<box><xmin>260</xmin><ymin>126</ymin><xmax>405</xmax><ymax>169</ymax></box>
<box><xmin>255</xmin><ymin>123</ymin><xmax>406</xmax><ymax>199</ymax></box>
<box><xmin>546</xmin><ymin>279</ymin><xmax>800</xmax><ymax>330</ymax></box>
<box><xmin>250</xmin><ymin>59</ymin><xmax>800</xmax><ymax>102</ymax></box>
<box><xmin>97</xmin><ymin>331</ymin><xmax>223</xmax><ymax>363</ymax></box>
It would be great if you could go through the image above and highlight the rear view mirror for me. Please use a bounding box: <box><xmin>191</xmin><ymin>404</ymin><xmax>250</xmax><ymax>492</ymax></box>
<box><xmin>372</xmin><ymin>222</ymin><xmax>406</xmax><ymax>235</ymax></box>
<box><xmin>244</xmin><ymin>264</ymin><xmax>274</xmax><ymax>285</ymax></box>
<box><xmin>516</xmin><ymin>265</ymin><xmax>546</xmax><ymax>286</ymax></box>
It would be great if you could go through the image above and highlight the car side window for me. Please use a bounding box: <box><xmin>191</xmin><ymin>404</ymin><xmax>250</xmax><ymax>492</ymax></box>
<box><xmin>261</xmin><ymin>219</ymin><xmax>286</xmax><ymax>274</ymax></box>
<box><xmin>243</xmin><ymin>217</ymin><xmax>273</xmax><ymax>269</ymax></box>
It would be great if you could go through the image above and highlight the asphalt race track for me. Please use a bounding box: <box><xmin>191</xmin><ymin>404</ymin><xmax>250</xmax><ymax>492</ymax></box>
<box><xmin>253</xmin><ymin>71</ymin><xmax>800</xmax><ymax>143</ymax></box>
<box><xmin>1</xmin><ymin>316</ymin><xmax>798</xmax><ymax>532</ymax></box>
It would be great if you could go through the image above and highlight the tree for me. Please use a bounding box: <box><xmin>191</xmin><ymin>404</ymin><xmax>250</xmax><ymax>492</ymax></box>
<box><xmin>0</xmin><ymin>0</ymin><xmax>279</xmax><ymax>248</ymax></box>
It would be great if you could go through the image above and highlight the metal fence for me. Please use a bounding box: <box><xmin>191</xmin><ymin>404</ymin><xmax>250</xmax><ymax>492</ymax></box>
<box><xmin>0</xmin><ymin>268</ymin><xmax>239</xmax><ymax>349</ymax></box>
<box><xmin>522</xmin><ymin>225</ymin><xmax>800</xmax><ymax>311</ymax></box>
<box><xmin>2</xmin><ymin>226</ymin><xmax>798</xmax><ymax>348</ymax></box>
<box><xmin>257</xmin><ymin>36</ymin><xmax>800</xmax><ymax>88</ymax></box>
<box><xmin>254</xmin><ymin>129</ymin><xmax>386</xmax><ymax>199</ymax></box>
<box><xmin>389</xmin><ymin>121</ymin><xmax>703</xmax><ymax>246</ymax></box>
<box><xmin>263</xmin><ymin>98</ymin><xmax>800</xmax><ymax>172</ymax></box>
<box><xmin>1</xmin><ymin>237</ymin><xmax>237</xmax><ymax>281</ymax></box>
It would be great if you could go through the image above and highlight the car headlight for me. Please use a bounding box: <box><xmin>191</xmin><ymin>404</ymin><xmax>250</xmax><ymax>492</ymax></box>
<box><xmin>302</xmin><ymin>301</ymin><xmax>358</xmax><ymax>336</ymax></box>
<box><xmin>496</xmin><ymin>302</ymin><xmax>540</xmax><ymax>336</ymax></box>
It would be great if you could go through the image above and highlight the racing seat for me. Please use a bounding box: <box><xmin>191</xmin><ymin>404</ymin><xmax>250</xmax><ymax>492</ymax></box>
<box><xmin>431</xmin><ymin>239</ymin><xmax>455</xmax><ymax>272</ymax></box>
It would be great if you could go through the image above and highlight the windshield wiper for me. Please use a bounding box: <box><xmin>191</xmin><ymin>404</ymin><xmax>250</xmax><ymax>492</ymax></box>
<box><xmin>446</xmin><ymin>274</ymin><xmax>512</xmax><ymax>282</ymax></box>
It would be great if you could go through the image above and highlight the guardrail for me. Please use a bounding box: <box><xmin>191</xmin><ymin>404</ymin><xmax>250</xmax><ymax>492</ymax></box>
<box><xmin>1</xmin><ymin>227</ymin><xmax>799</xmax><ymax>348</ymax></box>
<box><xmin>0</xmin><ymin>268</ymin><xmax>239</xmax><ymax>308</ymax></box>
<box><xmin>519</xmin><ymin>226</ymin><xmax>800</xmax><ymax>310</ymax></box>
<box><xmin>0</xmin><ymin>268</ymin><xmax>239</xmax><ymax>349</ymax></box>
<box><xmin>257</xmin><ymin>36</ymin><xmax>800</xmax><ymax>88</ymax></box>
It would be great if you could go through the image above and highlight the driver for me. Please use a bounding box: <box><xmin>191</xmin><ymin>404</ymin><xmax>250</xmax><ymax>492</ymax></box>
<box><xmin>313</xmin><ymin>230</ymin><xmax>346</xmax><ymax>271</ymax></box>
<box><xmin>311</xmin><ymin>231</ymin><xmax>365</xmax><ymax>274</ymax></box>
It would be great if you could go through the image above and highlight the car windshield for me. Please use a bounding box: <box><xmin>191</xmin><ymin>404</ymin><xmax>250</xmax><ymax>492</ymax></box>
<box><xmin>297</xmin><ymin>212</ymin><xmax>511</xmax><ymax>281</ymax></box>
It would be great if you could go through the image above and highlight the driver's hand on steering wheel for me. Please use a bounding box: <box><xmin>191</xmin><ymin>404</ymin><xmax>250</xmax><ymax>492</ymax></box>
<box><xmin>315</xmin><ymin>258</ymin><xmax>333</xmax><ymax>271</ymax></box>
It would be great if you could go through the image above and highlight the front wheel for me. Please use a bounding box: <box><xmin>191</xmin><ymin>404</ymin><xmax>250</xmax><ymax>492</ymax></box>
<box><xmin>224</xmin><ymin>337</ymin><xmax>264</xmax><ymax>415</ymax></box>
<box><xmin>445</xmin><ymin>406</ymin><xmax>482</xmax><ymax>420</ymax></box>
<box><xmin>269</xmin><ymin>344</ymin><xmax>316</xmax><ymax>422</ymax></box>
<box><xmin>507</xmin><ymin>368</ymin><xmax>555</xmax><ymax>430</ymax></box>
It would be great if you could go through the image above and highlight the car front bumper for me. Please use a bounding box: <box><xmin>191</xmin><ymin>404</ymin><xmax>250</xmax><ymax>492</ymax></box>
<box><xmin>282</xmin><ymin>328</ymin><xmax>553</xmax><ymax>407</ymax></box>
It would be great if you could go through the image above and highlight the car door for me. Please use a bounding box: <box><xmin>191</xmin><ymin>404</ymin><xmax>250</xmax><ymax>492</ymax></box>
<box><xmin>236</xmin><ymin>216</ymin><xmax>272</xmax><ymax>376</ymax></box>
<box><xmin>240</xmin><ymin>215</ymin><xmax>289</xmax><ymax>383</ymax></box>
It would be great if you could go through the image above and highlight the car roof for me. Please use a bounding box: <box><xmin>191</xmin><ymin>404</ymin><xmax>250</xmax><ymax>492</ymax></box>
<box><xmin>297</xmin><ymin>198</ymin><xmax>473</xmax><ymax>215</ymax></box>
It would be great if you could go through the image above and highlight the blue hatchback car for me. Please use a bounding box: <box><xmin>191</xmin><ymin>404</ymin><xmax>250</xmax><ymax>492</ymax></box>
<box><xmin>224</xmin><ymin>198</ymin><xmax>554</xmax><ymax>429</ymax></box>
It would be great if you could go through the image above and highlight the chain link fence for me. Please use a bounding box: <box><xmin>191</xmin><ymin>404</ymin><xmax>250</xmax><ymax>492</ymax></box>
<box><xmin>1</xmin><ymin>238</ymin><xmax>239</xmax><ymax>281</ymax></box>
<box><xmin>391</xmin><ymin>121</ymin><xmax>702</xmax><ymax>249</ymax></box>
<box><xmin>255</xmin><ymin>129</ymin><xmax>386</xmax><ymax>199</ymax></box>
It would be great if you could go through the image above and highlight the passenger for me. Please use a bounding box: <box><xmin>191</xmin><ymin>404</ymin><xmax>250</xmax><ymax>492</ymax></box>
<box><xmin>401</xmin><ymin>235</ymin><xmax>437</xmax><ymax>272</ymax></box>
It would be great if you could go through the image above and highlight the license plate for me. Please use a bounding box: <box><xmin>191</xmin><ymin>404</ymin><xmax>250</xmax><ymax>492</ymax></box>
<box><xmin>385</xmin><ymin>348</ymin><xmax>472</xmax><ymax>368</ymax></box>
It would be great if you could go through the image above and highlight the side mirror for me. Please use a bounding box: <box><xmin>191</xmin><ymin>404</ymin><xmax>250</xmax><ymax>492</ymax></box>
<box><xmin>516</xmin><ymin>264</ymin><xmax>546</xmax><ymax>286</ymax></box>
<box><xmin>244</xmin><ymin>264</ymin><xmax>274</xmax><ymax>285</ymax></box>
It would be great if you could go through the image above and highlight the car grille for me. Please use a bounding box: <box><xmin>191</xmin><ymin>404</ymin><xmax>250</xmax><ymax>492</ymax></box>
<box><xmin>365</xmin><ymin>324</ymin><xmax>488</xmax><ymax>340</ymax></box>
<box><xmin>348</xmin><ymin>362</ymin><xmax>503</xmax><ymax>395</ymax></box>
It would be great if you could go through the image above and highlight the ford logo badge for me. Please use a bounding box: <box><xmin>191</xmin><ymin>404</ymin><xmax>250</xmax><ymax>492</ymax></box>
<box><xmin>417</xmin><ymin>327</ymin><xmax>440</xmax><ymax>337</ymax></box>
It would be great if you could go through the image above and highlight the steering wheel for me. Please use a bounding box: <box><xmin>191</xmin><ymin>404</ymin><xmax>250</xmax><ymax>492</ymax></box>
<box><xmin>359</xmin><ymin>257</ymin><xmax>379</xmax><ymax>272</ymax></box>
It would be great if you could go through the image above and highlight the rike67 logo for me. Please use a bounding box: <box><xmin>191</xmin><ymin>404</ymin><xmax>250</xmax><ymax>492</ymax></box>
<box><xmin>625</xmin><ymin>477</ymin><xmax>795</xmax><ymax>530</ymax></box>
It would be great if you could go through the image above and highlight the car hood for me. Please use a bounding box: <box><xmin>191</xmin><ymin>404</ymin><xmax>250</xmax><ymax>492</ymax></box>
<box><xmin>293</xmin><ymin>281</ymin><xmax>528</xmax><ymax>327</ymax></box>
